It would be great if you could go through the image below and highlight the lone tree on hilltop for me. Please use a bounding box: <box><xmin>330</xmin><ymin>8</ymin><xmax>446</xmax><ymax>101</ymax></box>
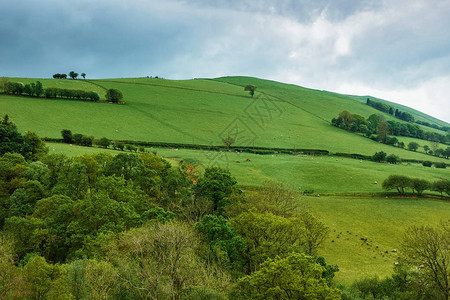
<box><xmin>69</xmin><ymin>71</ymin><xmax>78</xmax><ymax>80</ymax></box>
<box><xmin>244</xmin><ymin>84</ymin><xmax>257</xmax><ymax>97</ymax></box>
<box><xmin>81</xmin><ymin>73</ymin><xmax>86</xmax><ymax>79</ymax></box>
<box><xmin>105</xmin><ymin>89</ymin><xmax>123</xmax><ymax>103</ymax></box>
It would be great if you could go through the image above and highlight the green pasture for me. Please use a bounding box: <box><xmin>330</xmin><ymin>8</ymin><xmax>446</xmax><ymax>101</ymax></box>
<box><xmin>304</xmin><ymin>195</ymin><xmax>450</xmax><ymax>285</ymax></box>
<box><xmin>47</xmin><ymin>143</ymin><xmax>449</xmax><ymax>194</ymax></box>
<box><xmin>1</xmin><ymin>77</ymin><xmax>448</xmax><ymax>163</ymax></box>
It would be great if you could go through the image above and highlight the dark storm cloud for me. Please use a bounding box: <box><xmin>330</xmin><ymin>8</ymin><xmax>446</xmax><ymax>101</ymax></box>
<box><xmin>0</xmin><ymin>0</ymin><xmax>449</xmax><ymax>121</ymax></box>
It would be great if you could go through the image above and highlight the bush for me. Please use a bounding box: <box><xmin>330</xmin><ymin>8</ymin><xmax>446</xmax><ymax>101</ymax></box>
<box><xmin>434</xmin><ymin>162</ymin><xmax>447</xmax><ymax>169</ymax></box>
<box><xmin>386</xmin><ymin>154</ymin><xmax>401</xmax><ymax>164</ymax></box>
<box><xmin>105</xmin><ymin>89</ymin><xmax>123</xmax><ymax>103</ymax></box>
<box><xmin>422</xmin><ymin>161</ymin><xmax>432</xmax><ymax>167</ymax></box>
<box><xmin>372</xmin><ymin>151</ymin><xmax>387</xmax><ymax>162</ymax></box>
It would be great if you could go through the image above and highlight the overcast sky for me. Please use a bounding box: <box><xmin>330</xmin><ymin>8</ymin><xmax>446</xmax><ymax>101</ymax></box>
<box><xmin>1</xmin><ymin>0</ymin><xmax>449</xmax><ymax>122</ymax></box>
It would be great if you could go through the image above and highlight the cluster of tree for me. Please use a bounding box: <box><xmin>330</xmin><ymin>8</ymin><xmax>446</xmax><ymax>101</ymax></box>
<box><xmin>45</xmin><ymin>87</ymin><xmax>100</xmax><ymax>101</ymax></box>
<box><xmin>382</xmin><ymin>175</ymin><xmax>449</xmax><ymax>196</ymax></box>
<box><xmin>52</xmin><ymin>73</ymin><xmax>68</xmax><ymax>79</ymax></box>
<box><xmin>0</xmin><ymin>115</ymin><xmax>48</xmax><ymax>161</ymax></box>
<box><xmin>1</xmin><ymin>78</ymin><xmax>124</xmax><ymax>104</ymax></box>
<box><xmin>62</xmin><ymin>132</ymin><xmax>143</xmax><ymax>152</ymax></box>
<box><xmin>372</xmin><ymin>151</ymin><xmax>401</xmax><ymax>164</ymax></box>
<box><xmin>332</xmin><ymin>111</ymin><xmax>450</xmax><ymax>148</ymax></box>
<box><xmin>416</xmin><ymin>120</ymin><xmax>450</xmax><ymax>133</ymax></box>
<box><xmin>342</xmin><ymin>223</ymin><xmax>450</xmax><ymax>300</ymax></box>
<box><xmin>61</xmin><ymin>129</ymin><xmax>94</xmax><ymax>147</ymax></box>
<box><xmin>0</xmin><ymin>118</ymin><xmax>341</xmax><ymax>299</ymax></box>
<box><xmin>2</xmin><ymin>80</ymin><xmax>44</xmax><ymax>97</ymax></box>
<box><xmin>366</xmin><ymin>98</ymin><xmax>415</xmax><ymax>122</ymax></box>
<box><xmin>53</xmin><ymin>71</ymin><xmax>86</xmax><ymax>80</ymax></box>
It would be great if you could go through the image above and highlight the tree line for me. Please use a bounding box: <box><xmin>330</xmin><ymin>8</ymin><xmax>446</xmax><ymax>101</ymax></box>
<box><xmin>382</xmin><ymin>174</ymin><xmax>449</xmax><ymax>196</ymax></box>
<box><xmin>1</xmin><ymin>78</ymin><xmax>123</xmax><ymax>103</ymax></box>
<box><xmin>366</xmin><ymin>98</ymin><xmax>415</xmax><ymax>122</ymax></box>
<box><xmin>332</xmin><ymin>111</ymin><xmax>450</xmax><ymax>157</ymax></box>
<box><xmin>53</xmin><ymin>71</ymin><xmax>86</xmax><ymax>80</ymax></box>
<box><xmin>367</xmin><ymin>98</ymin><xmax>450</xmax><ymax>133</ymax></box>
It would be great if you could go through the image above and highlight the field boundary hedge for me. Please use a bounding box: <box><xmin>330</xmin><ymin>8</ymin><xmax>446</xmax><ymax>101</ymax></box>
<box><xmin>43</xmin><ymin>138</ymin><xmax>449</xmax><ymax>166</ymax></box>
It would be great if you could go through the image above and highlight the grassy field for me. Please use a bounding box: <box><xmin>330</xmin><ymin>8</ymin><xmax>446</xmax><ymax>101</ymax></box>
<box><xmin>48</xmin><ymin>142</ymin><xmax>449</xmax><ymax>194</ymax></box>
<box><xmin>304</xmin><ymin>195</ymin><xmax>450</xmax><ymax>285</ymax></box>
<box><xmin>2</xmin><ymin>76</ymin><xmax>448</xmax><ymax>163</ymax></box>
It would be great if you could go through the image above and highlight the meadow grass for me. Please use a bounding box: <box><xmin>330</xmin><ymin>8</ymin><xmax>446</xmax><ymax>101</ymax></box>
<box><xmin>304</xmin><ymin>195</ymin><xmax>450</xmax><ymax>285</ymax></box>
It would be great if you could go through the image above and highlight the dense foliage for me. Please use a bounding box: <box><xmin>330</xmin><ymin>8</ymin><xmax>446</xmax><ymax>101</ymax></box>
<box><xmin>0</xmin><ymin>118</ymin><xmax>343</xmax><ymax>299</ymax></box>
<box><xmin>332</xmin><ymin>111</ymin><xmax>450</xmax><ymax>152</ymax></box>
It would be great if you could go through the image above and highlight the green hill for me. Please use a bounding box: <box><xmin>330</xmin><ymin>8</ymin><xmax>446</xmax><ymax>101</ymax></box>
<box><xmin>1</xmin><ymin>76</ymin><xmax>448</xmax><ymax>163</ymax></box>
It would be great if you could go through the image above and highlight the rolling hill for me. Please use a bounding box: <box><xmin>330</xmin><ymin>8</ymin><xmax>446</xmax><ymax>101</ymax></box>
<box><xmin>1</xmin><ymin>75</ymin><xmax>449</xmax><ymax>285</ymax></box>
<box><xmin>1</xmin><ymin>76</ymin><xmax>448</xmax><ymax>162</ymax></box>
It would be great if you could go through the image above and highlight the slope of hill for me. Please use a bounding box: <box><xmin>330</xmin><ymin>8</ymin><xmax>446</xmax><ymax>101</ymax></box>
<box><xmin>1</xmin><ymin>76</ymin><xmax>448</xmax><ymax>163</ymax></box>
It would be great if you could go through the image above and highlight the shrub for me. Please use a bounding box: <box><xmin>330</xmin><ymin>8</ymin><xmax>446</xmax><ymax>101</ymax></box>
<box><xmin>372</xmin><ymin>151</ymin><xmax>387</xmax><ymax>162</ymax></box>
<box><xmin>386</xmin><ymin>154</ymin><xmax>401</xmax><ymax>164</ymax></box>
<box><xmin>434</xmin><ymin>162</ymin><xmax>447</xmax><ymax>169</ymax></box>
<box><xmin>422</xmin><ymin>161</ymin><xmax>432</xmax><ymax>167</ymax></box>
<box><xmin>105</xmin><ymin>89</ymin><xmax>123</xmax><ymax>103</ymax></box>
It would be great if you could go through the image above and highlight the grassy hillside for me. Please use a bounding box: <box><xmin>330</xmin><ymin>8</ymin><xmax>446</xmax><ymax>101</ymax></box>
<box><xmin>1</xmin><ymin>76</ymin><xmax>448</xmax><ymax>163</ymax></box>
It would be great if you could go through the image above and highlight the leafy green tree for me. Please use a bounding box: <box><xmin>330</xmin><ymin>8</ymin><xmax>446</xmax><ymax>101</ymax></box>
<box><xmin>382</xmin><ymin>175</ymin><xmax>412</xmax><ymax>195</ymax></box>
<box><xmin>85</xmin><ymin>259</ymin><xmax>119</xmax><ymax>299</ymax></box>
<box><xmin>196</xmin><ymin>214</ymin><xmax>246</xmax><ymax>273</ymax></box>
<box><xmin>96</xmin><ymin>137</ymin><xmax>110</xmax><ymax>149</ymax></box>
<box><xmin>0</xmin><ymin>237</ymin><xmax>28</xmax><ymax>299</ymax></box>
<box><xmin>408</xmin><ymin>142</ymin><xmax>420</xmax><ymax>151</ymax></box>
<box><xmin>194</xmin><ymin>167</ymin><xmax>240</xmax><ymax>214</ymax></box>
<box><xmin>422</xmin><ymin>160</ymin><xmax>432</xmax><ymax>167</ymax></box>
<box><xmin>0</xmin><ymin>115</ymin><xmax>33</xmax><ymax>158</ymax></box>
<box><xmin>232</xmin><ymin>253</ymin><xmax>341</xmax><ymax>299</ymax></box>
<box><xmin>299</xmin><ymin>212</ymin><xmax>329</xmax><ymax>255</ymax></box>
<box><xmin>231</xmin><ymin>210</ymin><xmax>304</xmax><ymax>272</ymax></box>
<box><xmin>105</xmin><ymin>89</ymin><xmax>123</xmax><ymax>103</ymax></box>
<box><xmin>25</xmin><ymin>131</ymin><xmax>48</xmax><ymax>160</ymax></box>
<box><xmin>69</xmin><ymin>71</ymin><xmax>78</xmax><ymax>80</ymax></box>
<box><xmin>23</xmin><ymin>255</ymin><xmax>64</xmax><ymax>299</ymax></box>
<box><xmin>372</xmin><ymin>151</ymin><xmax>387</xmax><ymax>162</ymax></box>
<box><xmin>35</xmin><ymin>81</ymin><xmax>44</xmax><ymax>97</ymax></box>
<box><xmin>244</xmin><ymin>85</ymin><xmax>256</xmax><ymax>97</ymax></box>
<box><xmin>81</xmin><ymin>73</ymin><xmax>86</xmax><ymax>79</ymax></box>
<box><xmin>397</xmin><ymin>141</ymin><xmax>405</xmax><ymax>148</ymax></box>
<box><xmin>432</xmin><ymin>180</ymin><xmax>450</xmax><ymax>197</ymax></box>
<box><xmin>402</xmin><ymin>223</ymin><xmax>450</xmax><ymax>300</ymax></box>
<box><xmin>411</xmin><ymin>178</ymin><xmax>430</xmax><ymax>196</ymax></box>
<box><xmin>386</xmin><ymin>154</ymin><xmax>401</xmax><ymax>164</ymax></box>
